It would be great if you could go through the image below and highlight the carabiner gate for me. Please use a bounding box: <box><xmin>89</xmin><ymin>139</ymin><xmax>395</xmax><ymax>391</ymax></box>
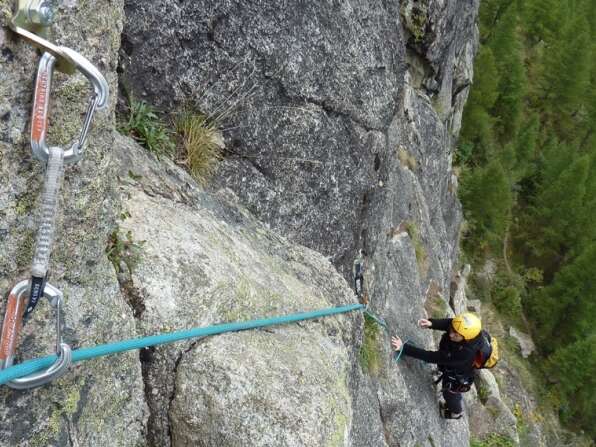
<box><xmin>0</xmin><ymin>280</ymin><xmax>71</xmax><ymax>389</ymax></box>
<box><xmin>31</xmin><ymin>50</ymin><xmax>109</xmax><ymax>164</ymax></box>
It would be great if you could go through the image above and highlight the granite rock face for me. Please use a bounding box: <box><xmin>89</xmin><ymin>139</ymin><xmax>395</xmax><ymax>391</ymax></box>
<box><xmin>1</xmin><ymin>1</ymin><xmax>486</xmax><ymax>446</ymax></box>
<box><xmin>120</xmin><ymin>0</ymin><xmax>477</xmax><ymax>280</ymax></box>
<box><xmin>0</xmin><ymin>1</ymin><xmax>147</xmax><ymax>446</ymax></box>
<box><xmin>120</xmin><ymin>1</ymin><xmax>481</xmax><ymax>445</ymax></box>
<box><xmin>112</xmin><ymin>134</ymin><xmax>361</xmax><ymax>447</ymax></box>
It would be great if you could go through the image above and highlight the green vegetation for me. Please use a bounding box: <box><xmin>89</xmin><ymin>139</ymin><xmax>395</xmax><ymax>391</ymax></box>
<box><xmin>175</xmin><ymin>110</ymin><xmax>223</xmax><ymax>184</ymax></box>
<box><xmin>106</xmin><ymin>228</ymin><xmax>144</xmax><ymax>275</ymax></box>
<box><xmin>119</xmin><ymin>97</ymin><xmax>176</xmax><ymax>157</ymax></box>
<box><xmin>359</xmin><ymin>313</ymin><xmax>382</xmax><ymax>375</ymax></box>
<box><xmin>458</xmin><ymin>0</ymin><xmax>596</xmax><ymax>440</ymax></box>
<box><xmin>404</xmin><ymin>221</ymin><xmax>429</xmax><ymax>276</ymax></box>
<box><xmin>470</xmin><ymin>434</ymin><xmax>516</xmax><ymax>447</ymax></box>
<box><xmin>118</xmin><ymin>96</ymin><xmax>223</xmax><ymax>183</ymax></box>
<box><xmin>476</xmin><ymin>381</ymin><xmax>490</xmax><ymax>404</ymax></box>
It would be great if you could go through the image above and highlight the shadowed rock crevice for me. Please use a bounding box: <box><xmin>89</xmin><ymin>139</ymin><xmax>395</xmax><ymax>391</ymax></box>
<box><xmin>165</xmin><ymin>339</ymin><xmax>206</xmax><ymax>447</ymax></box>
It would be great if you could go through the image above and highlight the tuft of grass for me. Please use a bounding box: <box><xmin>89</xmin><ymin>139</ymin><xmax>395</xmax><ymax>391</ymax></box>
<box><xmin>359</xmin><ymin>313</ymin><xmax>382</xmax><ymax>375</ymax></box>
<box><xmin>404</xmin><ymin>221</ymin><xmax>429</xmax><ymax>276</ymax></box>
<box><xmin>119</xmin><ymin>98</ymin><xmax>175</xmax><ymax>157</ymax></box>
<box><xmin>470</xmin><ymin>434</ymin><xmax>516</xmax><ymax>447</ymax></box>
<box><xmin>424</xmin><ymin>279</ymin><xmax>447</xmax><ymax>318</ymax></box>
<box><xmin>477</xmin><ymin>381</ymin><xmax>490</xmax><ymax>404</ymax></box>
<box><xmin>175</xmin><ymin>111</ymin><xmax>223</xmax><ymax>184</ymax></box>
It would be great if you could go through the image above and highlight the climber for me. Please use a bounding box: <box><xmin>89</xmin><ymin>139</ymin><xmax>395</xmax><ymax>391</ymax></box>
<box><xmin>391</xmin><ymin>313</ymin><xmax>483</xmax><ymax>420</ymax></box>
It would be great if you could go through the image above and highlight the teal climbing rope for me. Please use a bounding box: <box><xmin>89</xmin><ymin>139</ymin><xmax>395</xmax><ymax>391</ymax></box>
<box><xmin>393</xmin><ymin>340</ymin><xmax>410</xmax><ymax>362</ymax></box>
<box><xmin>0</xmin><ymin>303</ymin><xmax>364</xmax><ymax>385</ymax></box>
<box><xmin>363</xmin><ymin>307</ymin><xmax>409</xmax><ymax>363</ymax></box>
<box><xmin>362</xmin><ymin>308</ymin><xmax>388</xmax><ymax>329</ymax></box>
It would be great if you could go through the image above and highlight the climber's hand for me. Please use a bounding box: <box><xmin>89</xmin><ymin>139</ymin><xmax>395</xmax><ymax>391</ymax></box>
<box><xmin>391</xmin><ymin>336</ymin><xmax>403</xmax><ymax>351</ymax></box>
<box><xmin>418</xmin><ymin>318</ymin><xmax>432</xmax><ymax>328</ymax></box>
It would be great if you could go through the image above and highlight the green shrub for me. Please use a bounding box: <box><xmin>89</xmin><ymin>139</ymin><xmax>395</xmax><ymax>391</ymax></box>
<box><xmin>476</xmin><ymin>381</ymin><xmax>490</xmax><ymax>404</ymax></box>
<box><xmin>494</xmin><ymin>284</ymin><xmax>523</xmax><ymax>317</ymax></box>
<box><xmin>119</xmin><ymin>98</ymin><xmax>175</xmax><ymax>157</ymax></box>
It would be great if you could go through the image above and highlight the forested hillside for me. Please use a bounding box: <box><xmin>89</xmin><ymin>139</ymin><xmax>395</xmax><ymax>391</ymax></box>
<box><xmin>458</xmin><ymin>0</ymin><xmax>596</xmax><ymax>440</ymax></box>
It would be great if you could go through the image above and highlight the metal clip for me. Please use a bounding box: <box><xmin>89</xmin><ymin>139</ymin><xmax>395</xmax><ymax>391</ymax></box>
<box><xmin>0</xmin><ymin>280</ymin><xmax>72</xmax><ymax>389</ymax></box>
<box><xmin>31</xmin><ymin>50</ymin><xmax>109</xmax><ymax>164</ymax></box>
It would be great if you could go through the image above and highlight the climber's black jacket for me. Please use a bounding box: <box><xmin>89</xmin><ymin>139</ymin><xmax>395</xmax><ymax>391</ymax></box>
<box><xmin>401</xmin><ymin>318</ymin><xmax>481</xmax><ymax>378</ymax></box>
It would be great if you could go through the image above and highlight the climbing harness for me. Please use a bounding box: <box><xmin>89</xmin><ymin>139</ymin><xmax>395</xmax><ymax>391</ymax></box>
<box><xmin>0</xmin><ymin>0</ymin><xmax>108</xmax><ymax>388</ymax></box>
<box><xmin>434</xmin><ymin>369</ymin><xmax>474</xmax><ymax>393</ymax></box>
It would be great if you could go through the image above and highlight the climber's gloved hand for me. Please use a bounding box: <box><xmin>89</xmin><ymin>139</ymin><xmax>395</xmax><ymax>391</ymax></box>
<box><xmin>418</xmin><ymin>318</ymin><xmax>432</xmax><ymax>328</ymax></box>
<box><xmin>391</xmin><ymin>336</ymin><xmax>403</xmax><ymax>351</ymax></box>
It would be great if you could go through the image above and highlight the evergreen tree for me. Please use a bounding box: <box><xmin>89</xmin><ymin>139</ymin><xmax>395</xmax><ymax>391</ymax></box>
<box><xmin>513</xmin><ymin>114</ymin><xmax>540</xmax><ymax>182</ymax></box>
<box><xmin>460</xmin><ymin>159</ymin><xmax>512</xmax><ymax>250</ymax></box>
<box><xmin>540</xmin><ymin>9</ymin><xmax>591</xmax><ymax>138</ymax></box>
<box><xmin>478</xmin><ymin>0</ymin><xmax>517</xmax><ymax>40</ymax></box>
<box><xmin>526</xmin><ymin>152</ymin><xmax>589</xmax><ymax>268</ymax></box>
<box><xmin>489</xmin><ymin>4</ymin><xmax>527</xmax><ymax>141</ymax></box>
<box><xmin>522</xmin><ymin>0</ymin><xmax>561</xmax><ymax>44</ymax></box>
<box><xmin>460</xmin><ymin>0</ymin><xmax>596</xmax><ymax>438</ymax></box>
<box><xmin>580</xmin><ymin>44</ymin><xmax>596</xmax><ymax>149</ymax></box>
<box><xmin>530</xmin><ymin>243</ymin><xmax>596</xmax><ymax>348</ymax></box>
<box><xmin>459</xmin><ymin>47</ymin><xmax>499</xmax><ymax>164</ymax></box>
<box><xmin>546</xmin><ymin>335</ymin><xmax>596</xmax><ymax>437</ymax></box>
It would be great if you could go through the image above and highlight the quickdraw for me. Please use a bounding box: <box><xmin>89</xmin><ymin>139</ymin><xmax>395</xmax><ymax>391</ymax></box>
<box><xmin>0</xmin><ymin>0</ymin><xmax>109</xmax><ymax>389</ymax></box>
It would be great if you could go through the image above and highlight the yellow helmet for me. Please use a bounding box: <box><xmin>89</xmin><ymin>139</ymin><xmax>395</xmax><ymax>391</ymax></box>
<box><xmin>451</xmin><ymin>313</ymin><xmax>481</xmax><ymax>340</ymax></box>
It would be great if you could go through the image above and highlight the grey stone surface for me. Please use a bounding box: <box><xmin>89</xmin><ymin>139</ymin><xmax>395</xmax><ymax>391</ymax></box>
<box><xmin>112</xmin><ymin>134</ymin><xmax>361</xmax><ymax>447</ymax></box>
<box><xmin>0</xmin><ymin>1</ymin><xmax>147</xmax><ymax>446</ymax></box>
<box><xmin>509</xmin><ymin>326</ymin><xmax>536</xmax><ymax>359</ymax></box>
<box><xmin>119</xmin><ymin>3</ymin><xmax>484</xmax><ymax>440</ymax></box>
<box><xmin>451</xmin><ymin>264</ymin><xmax>471</xmax><ymax>314</ymax></box>
<box><xmin>468</xmin><ymin>370</ymin><xmax>519</xmax><ymax>445</ymax></box>
<box><xmin>0</xmin><ymin>0</ymin><xmax>506</xmax><ymax>446</ymax></box>
<box><xmin>467</xmin><ymin>299</ymin><xmax>482</xmax><ymax>313</ymax></box>
<box><xmin>118</xmin><ymin>1</ymin><xmax>479</xmax><ymax>446</ymax></box>
<box><xmin>120</xmin><ymin>0</ymin><xmax>477</xmax><ymax>281</ymax></box>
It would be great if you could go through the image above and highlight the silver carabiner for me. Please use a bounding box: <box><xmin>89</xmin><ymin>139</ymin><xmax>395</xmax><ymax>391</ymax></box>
<box><xmin>0</xmin><ymin>280</ymin><xmax>71</xmax><ymax>389</ymax></box>
<box><xmin>31</xmin><ymin>49</ymin><xmax>109</xmax><ymax>164</ymax></box>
